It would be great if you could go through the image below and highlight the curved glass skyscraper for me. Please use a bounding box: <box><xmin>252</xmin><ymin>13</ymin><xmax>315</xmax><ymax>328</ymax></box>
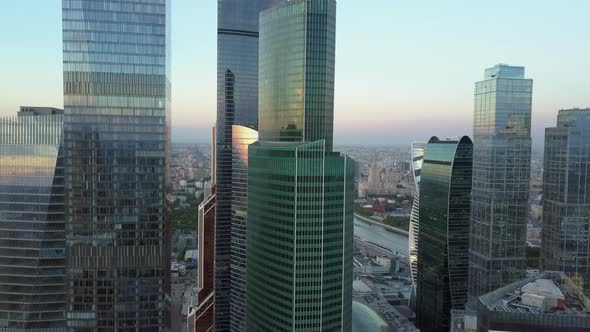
<box><xmin>415</xmin><ymin>136</ymin><xmax>472</xmax><ymax>332</ymax></box>
<box><xmin>62</xmin><ymin>1</ymin><xmax>170</xmax><ymax>329</ymax></box>
<box><xmin>0</xmin><ymin>108</ymin><xmax>65</xmax><ymax>331</ymax></box>
<box><xmin>408</xmin><ymin>142</ymin><xmax>426</xmax><ymax>293</ymax></box>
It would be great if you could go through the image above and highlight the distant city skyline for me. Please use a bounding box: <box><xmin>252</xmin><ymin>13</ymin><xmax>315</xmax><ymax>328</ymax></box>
<box><xmin>2</xmin><ymin>1</ymin><xmax>590</xmax><ymax>146</ymax></box>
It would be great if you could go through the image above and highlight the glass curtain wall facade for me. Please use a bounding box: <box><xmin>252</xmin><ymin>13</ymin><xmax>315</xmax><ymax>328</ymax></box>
<box><xmin>190</xmin><ymin>127</ymin><xmax>217</xmax><ymax>332</ymax></box>
<box><xmin>468</xmin><ymin>64</ymin><xmax>532</xmax><ymax>299</ymax></box>
<box><xmin>189</xmin><ymin>191</ymin><xmax>216</xmax><ymax>332</ymax></box>
<box><xmin>246</xmin><ymin>141</ymin><xmax>354</xmax><ymax>331</ymax></box>
<box><xmin>416</xmin><ymin>136</ymin><xmax>473</xmax><ymax>332</ymax></box>
<box><xmin>216</xmin><ymin>1</ymin><xmax>283</xmax><ymax>330</ymax></box>
<box><xmin>229</xmin><ymin>125</ymin><xmax>258</xmax><ymax>331</ymax></box>
<box><xmin>246</xmin><ymin>1</ymin><xmax>352</xmax><ymax>330</ymax></box>
<box><xmin>258</xmin><ymin>0</ymin><xmax>336</xmax><ymax>151</ymax></box>
<box><xmin>541</xmin><ymin>109</ymin><xmax>590</xmax><ymax>278</ymax></box>
<box><xmin>0</xmin><ymin>109</ymin><xmax>65</xmax><ymax>331</ymax></box>
<box><xmin>408</xmin><ymin>142</ymin><xmax>426</xmax><ymax>294</ymax></box>
<box><xmin>62</xmin><ymin>0</ymin><xmax>170</xmax><ymax>330</ymax></box>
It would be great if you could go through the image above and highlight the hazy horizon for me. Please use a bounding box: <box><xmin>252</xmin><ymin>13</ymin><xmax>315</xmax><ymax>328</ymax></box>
<box><xmin>2</xmin><ymin>1</ymin><xmax>589</xmax><ymax>149</ymax></box>
<box><xmin>171</xmin><ymin>126</ymin><xmax>548</xmax><ymax>152</ymax></box>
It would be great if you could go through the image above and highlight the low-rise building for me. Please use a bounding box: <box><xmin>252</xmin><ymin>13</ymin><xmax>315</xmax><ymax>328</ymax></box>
<box><xmin>454</xmin><ymin>271</ymin><xmax>590</xmax><ymax>331</ymax></box>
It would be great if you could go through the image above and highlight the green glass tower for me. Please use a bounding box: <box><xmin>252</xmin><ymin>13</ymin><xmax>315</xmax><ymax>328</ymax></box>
<box><xmin>246</xmin><ymin>141</ymin><xmax>353</xmax><ymax>331</ymax></box>
<box><xmin>258</xmin><ymin>0</ymin><xmax>336</xmax><ymax>151</ymax></box>
<box><xmin>246</xmin><ymin>0</ymin><xmax>353</xmax><ymax>331</ymax></box>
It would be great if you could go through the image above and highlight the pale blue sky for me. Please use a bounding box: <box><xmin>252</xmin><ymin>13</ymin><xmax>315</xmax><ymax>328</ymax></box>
<box><xmin>0</xmin><ymin>0</ymin><xmax>589</xmax><ymax>146</ymax></box>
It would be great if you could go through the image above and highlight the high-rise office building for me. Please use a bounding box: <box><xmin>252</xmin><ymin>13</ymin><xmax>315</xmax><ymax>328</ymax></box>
<box><xmin>246</xmin><ymin>1</ymin><xmax>354</xmax><ymax>331</ymax></box>
<box><xmin>62</xmin><ymin>1</ymin><xmax>170</xmax><ymax>329</ymax></box>
<box><xmin>216</xmin><ymin>1</ymin><xmax>284</xmax><ymax>330</ymax></box>
<box><xmin>0</xmin><ymin>107</ymin><xmax>65</xmax><ymax>331</ymax></box>
<box><xmin>246</xmin><ymin>140</ymin><xmax>354</xmax><ymax>331</ymax></box>
<box><xmin>257</xmin><ymin>0</ymin><xmax>335</xmax><ymax>150</ymax></box>
<box><xmin>408</xmin><ymin>142</ymin><xmax>426</xmax><ymax>293</ymax></box>
<box><xmin>188</xmin><ymin>190</ymin><xmax>216</xmax><ymax>332</ymax></box>
<box><xmin>229</xmin><ymin>125</ymin><xmax>258</xmax><ymax>330</ymax></box>
<box><xmin>468</xmin><ymin>64</ymin><xmax>532</xmax><ymax>299</ymax></box>
<box><xmin>189</xmin><ymin>126</ymin><xmax>218</xmax><ymax>332</ymax></box>
<box><xmin>415</xmin><ymin>136</ymin><xmax>473</xmax><ymax>332</ymax></box>
<box><xmin>541</xmin><ymin>108</ymin><xmax>590</xmax><ymax>278</ymax></box>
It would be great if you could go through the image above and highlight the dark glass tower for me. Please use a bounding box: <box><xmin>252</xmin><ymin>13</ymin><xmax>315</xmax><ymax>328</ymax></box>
<box><xmin>541</xmin><ymin>108</ymin><xmax>590</xmax><ymax>278</ymax></box>
<box><xmin>415</xmin><ymin>136</ymin><xmax>472</xmax><ymax>332</ymax></box>
<box><xmin>468</xmin><ymin>64</ymin><xmax>532</xmax><ymax>299</ymax></box>
<box><xmin>62</xmin><ymin>1</ymin><xmax>170</xmax><ymax>330</ymax></box>
<box><xmin>0</xmin><ymin>108</ymin><xmax>65</xmax><ymax>331</ymax></box>
<box><xmin>229</xmin><ymin>125</ymin><xmax>258</xmax><ymax>330</ymax></box>
<box><xmin>216</xmin><ymin>1</ymin><xmax>284</xmax><ymax>330</ymax></box>
<box><xmin>246</xmin><ymin>1</ymin><xmax>353</xmax><ymax>330</ymax></box>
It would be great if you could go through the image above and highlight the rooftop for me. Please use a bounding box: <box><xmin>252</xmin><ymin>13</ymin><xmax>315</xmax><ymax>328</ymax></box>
<box><xmin>483</xmin><ymin>64</ymin><xmax>525</xmax><ymax>79</ymax></box>
<box><xmin>353</xmin><ymin>280</ymin><xmax>371</xmax><ymax>293</ymax></box>
<box><xmin>18</xmin><ymin>106</ymin><xmax>63</xmax><ymax>116</ymax></box>
<box><xmin>481</xmin><ymin>271</ymin><xmax>590</xmax><ymax>316</ymax></box>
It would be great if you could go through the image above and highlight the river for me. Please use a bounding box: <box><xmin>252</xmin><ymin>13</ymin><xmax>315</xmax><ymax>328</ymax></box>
<box><xmin>354</xmin><ymin>216</ymin><xmax>408</xmax><ymax>255</ymax></box>
<box><xmin>352</xmin><ymin>217</ymin><xmax>408</xmax><ymax>331</ymax></box>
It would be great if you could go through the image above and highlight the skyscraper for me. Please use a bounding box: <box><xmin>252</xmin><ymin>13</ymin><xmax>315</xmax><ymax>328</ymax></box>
<box><xmin>408</xmin><ymin>142</ymin><xmax>426</xmax><ymax>294</ymax></box>
<box><xmin>257</xmin><ymin>0</ymin><xmax>335</xmax><ymax>150</ymax></box>
<box><xmin>189</xmin><ymin>127</ymin><xmax>218</xmax><ymax>332</ymax></box>
<box><xmin>468</xmin><ymin>64</ymin><xmax>532</xmax><ymax>299</ymax></box>
<box><xmin>541</xmin><ymin>108</ymin><xmax>590</xmax><ymax>278</ymax></box>
<box><xmin>415</xmin><ymin>136</ymin><xmax>473</xmax><ymax>332</ymax></box>
<box><xmin>229</xmin><ymin>125</ymin><xmax>258</xmax><ymax>330</ymax></box>
<box><xmin>246</xmin><ymin>141</ymin><xmax>354</xmax><ymax>331</ymax></box>
<box><xmin>0</xmin><ymin>107</ymin><xmax>65</xmax><ymax>331</ymax></box>
<box><xmin>216</xmin><ymin>1</ymin><xmax>284</xmax><ymax>330</ymax></box>
<box><xmin>246</xmin><ymin>0</ymin><xmax>354</xmax><ymax>330</ymax></box>
<box><xmin>188</xmin><ymin>189</ymin><xmax>216</xmax><ymax>332</ymax></box>
<box><xmin>62</xmin><ymin>1</ymin><xmax>170</xmax><ymax>329</ymax></box>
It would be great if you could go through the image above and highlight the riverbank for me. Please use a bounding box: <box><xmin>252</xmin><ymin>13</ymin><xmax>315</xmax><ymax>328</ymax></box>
<box><xmin>354</xmin><ymin>213</ymin><xmax>409</xmax><ymax>236</ymax></box>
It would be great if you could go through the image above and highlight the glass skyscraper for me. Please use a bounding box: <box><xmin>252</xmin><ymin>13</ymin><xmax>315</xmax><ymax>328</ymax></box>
<box><xmin>257</xmin><ymin>0</ymin><xmax>336</xmax><ymax>151</ymax></box>
<box><xmin>62</xmin><ymin>1</ymin><xmax>170</xmax><ymax>330</ymax></box>
<box><xmin>468</xmin><ymin>64</ymin><xmax>532</xmax><ymax>299</ymax></box>
<box><xmin>408</xmin><ymin>141</ymin><xmax>426</xmax><ymax>294</ymax></box>
<box><xmin>229</xmin><ymin>125</ymin><xmax>258</xmax><ymax>331</ymax></box>
<box><xmin>246</xmin><ymin>141</ymin><xmax>354</xmax><ymax>331</ymax></box>
<box><xmin>246</xmin><ymin>1</ymin><xmax>353</xmax><ymax>330</ymax></box>
<box><xmin>216</xmin><ymin>1</ymin><xmax>284</xmax><ymax>330</ymax></box>
<box><xmin>190</xmin><ymin>127</ymin><xmax>217</xmax><ymax>332</ymax></box>
<box><xmin>541</xmin><ymin>108</ymin><xmax>590</xmax><ymax>278</ymax></box>
<box><xmin>0</xmin><ymin>108</ymin><xmax>65</xmax><ymax>331</ymax></box>
<box><xmin>188</xmin><ymin>190</ymin><xmax>216</xmax><ymax>332</ymax></box>
<box><xmin>415</xmin><ymin>136</ymin><xmax>473</xmax><ymax>332</ymax></box>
